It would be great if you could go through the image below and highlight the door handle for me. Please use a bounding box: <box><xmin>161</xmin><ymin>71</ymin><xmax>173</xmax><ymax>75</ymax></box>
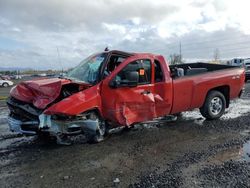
<box><xmin>141</xmin><ymin>90</ymin><xmax>151</xmax><ymax>95</ymax></box>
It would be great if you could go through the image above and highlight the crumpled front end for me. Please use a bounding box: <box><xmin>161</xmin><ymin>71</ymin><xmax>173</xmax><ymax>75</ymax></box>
<box><xmin>38</xmin><ymin>113</ymin><xmax>99</xmax><ymax>137</ymax></box>
<box><xmin>7</xmin><ymin>97</ymin><xmax>100</xmax><ymax>137</ymax></box>
<box><xmin>7</xmin><ymin>97</ymin><xmax>41</xmax><ymax>135</ymax></box>
<box><xmin>6</xmin><ymin>78</ymin><xmax>102</xmax><ymax>144</ymax></box>
<box><xmin>10</xmin><ymin>78</ymin><xmax>70</xmax><ymax>109</ymax></box>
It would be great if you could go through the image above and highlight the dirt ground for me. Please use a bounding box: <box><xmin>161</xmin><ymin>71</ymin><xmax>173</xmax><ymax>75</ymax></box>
<box><xmin>1</xmin><ymin>83</ymin><xmax>250</xmax><ymax>187</ymax></box>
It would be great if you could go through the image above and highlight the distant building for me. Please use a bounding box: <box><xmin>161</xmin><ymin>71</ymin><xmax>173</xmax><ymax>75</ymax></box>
<box><xmin>227</xmin><ymin>58</ymin><xmax>244</xmax><ymax>66</ymax></box>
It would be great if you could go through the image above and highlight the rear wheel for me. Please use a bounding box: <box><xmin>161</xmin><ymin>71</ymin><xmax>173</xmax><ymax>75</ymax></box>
<box><xmin>85</xmin><ymin>112</ymin><xmax>108</xmax><ymax>143</ymax></box>
<box><xmin>200</xmin><ymin>90</ymin><xmax>226</xmax><ymax>120</ymax></box>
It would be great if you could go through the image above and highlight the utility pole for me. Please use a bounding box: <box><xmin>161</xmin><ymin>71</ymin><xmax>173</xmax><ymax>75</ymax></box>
<box><xmin>57</xmin><ymin>47</ymin><xmax>64</xmax><ymax>74</ymax></box>
<box><xmin>213</xmin><ymin>48</ymin><xmax>220</xmax><ymax>62</ymax></box>
<box><xmin>179</xmin><ymin>41</ymin><xmax>182</xmax><ymax>63</ymax></box>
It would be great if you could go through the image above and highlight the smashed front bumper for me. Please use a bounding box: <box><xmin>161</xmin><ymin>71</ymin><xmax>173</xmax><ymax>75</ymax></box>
<box><xmin>39</xmin><ymin>114</ymin><xmax>99</xmax><ymax>136</ymax></box>
<box><xmin>7</xmin><ymin>114</ymin><xmax>99</xmax><ymax>137</ymax></box>
<box><xmin>7</xmin><ymin>97</ymin><xmax>40</xmax><ymax>135</ymax></box>
<box><xmin>8</xmin><ymin>116</ymin><xmax>39</xmax><ymax>135</ymax></box>
<box><xmin>7</xmin><ymin>97</ymin><xmax>100</xmax><ymax>138</ymax></box>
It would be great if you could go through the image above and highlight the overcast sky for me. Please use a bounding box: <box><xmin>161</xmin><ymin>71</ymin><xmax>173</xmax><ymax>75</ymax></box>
<box><xmin>1</xmin><ymin>0</ymin><xmax>250</xmax><ymax>70</ymax></box>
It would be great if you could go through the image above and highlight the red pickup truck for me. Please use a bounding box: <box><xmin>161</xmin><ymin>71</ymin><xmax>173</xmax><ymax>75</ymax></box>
<box><xmin>7</xmin><ymin>50</ymin><xmax>245</xmax><ymax>144</ymax></box>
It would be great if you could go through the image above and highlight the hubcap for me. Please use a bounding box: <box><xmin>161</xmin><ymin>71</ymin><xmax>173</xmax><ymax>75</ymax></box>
<box><xmin>209</xmin><ymin>97</ymin><xmax>223</xmax><ymax>115</ymax></box>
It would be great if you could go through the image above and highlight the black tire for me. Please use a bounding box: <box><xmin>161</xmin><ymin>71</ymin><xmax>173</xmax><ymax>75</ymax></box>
<box><xmin>200</xmin><ymin>90</ymin><xmax>226</xmax><ymax>120</ymax></box>
<box><xmin>85</xmin><ymin>112</ymin><xmax>108</xmax><ymax>144</ymax></box>
<box><xmin>2</xmin><ymin>82</ymin><xmax>9</xmax><ymax>87</ymax></box>
<box><xmin>37</xmin><ymin>131</ymin><xmax>57</xmax><ymax>144</ymax></box>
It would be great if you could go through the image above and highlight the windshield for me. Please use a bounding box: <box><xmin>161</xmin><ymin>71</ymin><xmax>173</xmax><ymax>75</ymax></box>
<box><xmin>66</xmin><ymin>53</ymin><xmax>107</xmax><ymax>84</ymax></box>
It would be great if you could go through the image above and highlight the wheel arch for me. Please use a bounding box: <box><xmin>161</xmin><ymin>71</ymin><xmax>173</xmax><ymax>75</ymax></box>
<box><xmin>2</xmin><ymin>82</ymin><xmax>9</xmax><ymax>86</ymax></box>
<box><xmin>206</xmin><ymin>85</ymin><xmax>230</xmax><ymax>108</ymax></box>
<box><xmin>81</xmin><ymin>107</ymin><xmax>104</xmax><ymax>118</ymax></box>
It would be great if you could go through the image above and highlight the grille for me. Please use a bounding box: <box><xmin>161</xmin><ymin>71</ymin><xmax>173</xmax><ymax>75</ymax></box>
<box><xmin>7</xmin><ymin>97</ymin><xmax>42</xmax><ymax>122</ymax></box>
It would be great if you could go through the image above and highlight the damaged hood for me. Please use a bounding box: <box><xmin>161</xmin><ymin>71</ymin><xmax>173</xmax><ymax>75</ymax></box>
<box><xmin>10</xmin><ymin>78</ymin><xmax>71</xmax><ymax>109</ymax></box>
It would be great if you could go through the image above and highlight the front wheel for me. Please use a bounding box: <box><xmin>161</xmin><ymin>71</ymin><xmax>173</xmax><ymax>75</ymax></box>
<box><xmin>2</xmin><ymin>82</ymin><xmax>9</xmax><ymax>87</ymax></box>
<box><xmin>200</xmin><ymin>91</ymin><xmax>226</xmax><ymax>120</ymax></box>
<box><xmin>85</xmin><ymin>112</ymin><xmax>108</xmax><ymax>144</ymax></box>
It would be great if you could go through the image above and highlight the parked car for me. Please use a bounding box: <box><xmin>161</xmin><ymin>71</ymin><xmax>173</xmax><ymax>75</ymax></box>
<box><xmin>0</xmin><ymin>76</ymin><xmax>14</xmax><ymax>87</ymax></box>
<box><xmin>6</xmin><ymin>50</ymin><xmax>245</xmax><ymax>144</ymax></box>
<box><xmin>243</xmin><ymin>58</ymin><xmax>250</xmax><ymax>82</ymax></box>
<box><xmin>1</xmin><ymin>75</ymin><xmax>11</xmax><ymax>80</ymax></box>
<box><xmin>11</xmin><ymin>75</ymin><xmax>22</xmax><ymax>80</ymax></box>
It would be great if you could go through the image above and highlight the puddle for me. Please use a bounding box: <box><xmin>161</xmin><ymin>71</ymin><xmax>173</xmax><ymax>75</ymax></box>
<box><xmin>208</xmin><ymin>148</ymin><xmax>243</xmax><ymax>164</ymax></box>
<box><xmin>243</xmin><ymin>140</ymin><xmax>250</xmax><ymax>162</ymax></box>
<box><xmin>208</xmin><ymin>139</ymin><xmax>250</xmax><ymax>164</ymax></box>
<box><xmin>0</xmin><ymin>107</ymin><xmax>8</xmax><ymax>124</ymax></box>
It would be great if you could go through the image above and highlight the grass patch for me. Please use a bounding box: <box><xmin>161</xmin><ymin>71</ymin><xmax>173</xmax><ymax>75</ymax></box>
<box><xmin>0</xmin><ymin>96</ymin><xmax>8</xmax><ymax>100</ymax></box>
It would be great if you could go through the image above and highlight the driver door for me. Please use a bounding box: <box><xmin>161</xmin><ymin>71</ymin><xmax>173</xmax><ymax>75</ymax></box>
<box><xmin>101</xmin><ymin>55</ymin><xmax>156</xmax><ymax>126</ymax></box>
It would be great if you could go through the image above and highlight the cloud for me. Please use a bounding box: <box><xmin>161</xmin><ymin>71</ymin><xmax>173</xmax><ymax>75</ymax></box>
<box><xmin>0</xmin><ymin>0</ymin><xmax>250</xmax><ymax>69</ymax></box>
<box><xmin>0</xmin><ymin>0</ymin><xmax>178</xmax><ymax>31</ymax></box>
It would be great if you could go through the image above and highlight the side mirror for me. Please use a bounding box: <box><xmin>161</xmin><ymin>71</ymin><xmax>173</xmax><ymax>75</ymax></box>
<box><xmin>109</xmin><ymin>71</ymin><xmax>139</xmax><ymax>88</ymax></box>
<box><xmin>109</xmin><ymin>79</ymin><xmax>118</xmax><ymax>88</ymax></box>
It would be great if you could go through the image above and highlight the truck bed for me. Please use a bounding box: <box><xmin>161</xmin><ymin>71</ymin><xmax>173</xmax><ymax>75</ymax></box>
<box><xmin>170</xmin><ymin>63</ymin><xmax>237</xmax><ymax>77</ymax></box>
<box><xmin>169</xmin><ymin>63</ymin><xmax>245</xmax><ymax>114</ymax></box>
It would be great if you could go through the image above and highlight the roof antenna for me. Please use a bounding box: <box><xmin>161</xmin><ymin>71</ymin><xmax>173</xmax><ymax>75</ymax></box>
<box><xmin>104</xmin><ymin>47</ymin><xmax>109</xmax><ymax>51</ymax></box>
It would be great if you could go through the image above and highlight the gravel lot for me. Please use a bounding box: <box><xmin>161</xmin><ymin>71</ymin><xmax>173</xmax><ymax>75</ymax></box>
<box><xmin>1</xmin><ymin>82</ymin><xmax>250</xmax><ymax>187</ymax></box>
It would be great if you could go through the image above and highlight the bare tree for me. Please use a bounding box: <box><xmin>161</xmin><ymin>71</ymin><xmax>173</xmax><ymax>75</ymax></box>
<box><xmin>213</xmin><ymin>48</ymin><xmax>220</xmax><ymax>62</ymax></box>
<box><xmin>169</xmin><ymin>54</ymin><xmax>182</xmax><ymax>65</ymax></box>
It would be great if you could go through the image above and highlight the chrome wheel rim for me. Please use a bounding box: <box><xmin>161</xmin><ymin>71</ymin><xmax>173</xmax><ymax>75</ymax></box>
<box><xmin>209</xmin><ymin>97</ymin><xmax>223</xmax><ymax>115</ymax></box>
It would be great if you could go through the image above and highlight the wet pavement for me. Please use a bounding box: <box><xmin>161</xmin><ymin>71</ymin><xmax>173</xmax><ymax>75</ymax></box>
<box><xmin>1</xmin><ymin>83</ymin><xmax>250</xmax><ymax>187</ymax></box>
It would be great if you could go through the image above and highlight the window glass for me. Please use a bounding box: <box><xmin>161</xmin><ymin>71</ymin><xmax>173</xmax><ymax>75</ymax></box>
<box><xmin>66</xmin><ymin>53</ymin><xmax>106</xmax><ymax>84</ymax></box>
<box><xmin>104</xmin><ymin>56</ymin><xmax>127</xmax><ymax>77</ymax></box>
<box><xmin>116</xmin><ymin>59</ymin><xmax>152</xmax><ymax>84</ymax></box>
<box><xmin>154</xmin><ymin>60</ymin><xmax>164</xmax><ymax>82</ymax></box>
